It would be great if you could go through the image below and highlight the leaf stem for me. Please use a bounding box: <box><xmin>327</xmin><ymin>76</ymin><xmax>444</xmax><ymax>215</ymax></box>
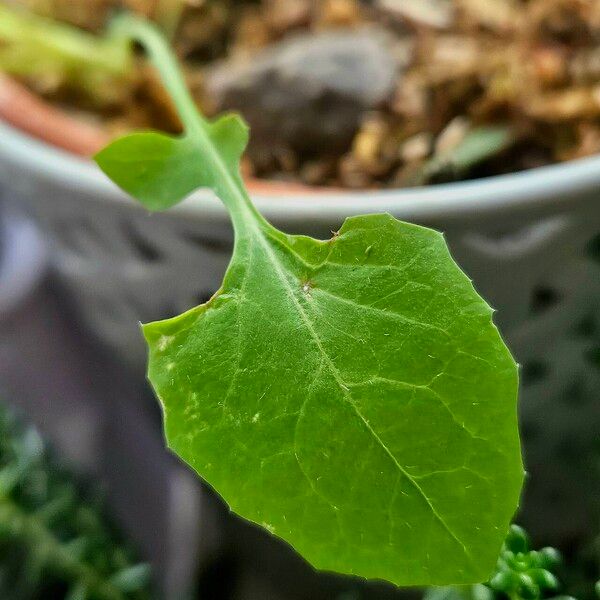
<box><xmin>110</xmin><ymin>13</ymin><xmax>270</xmax><ymax>238</ymax></box>
<box><xmin>110</xmin><ymin>13</ymin><xmax>200</xmax><ymax>135</ymax></box>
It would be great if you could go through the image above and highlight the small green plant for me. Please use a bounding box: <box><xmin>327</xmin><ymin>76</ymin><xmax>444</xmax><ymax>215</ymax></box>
<box><xmin>0</xmin><ymin>404</ymin><xmax>150</xmax><ymax>599</ymax></box>
<box><xmin>488</xmin><ymin>525</ymin><xmax>562</xmax><ymax>600</ymax></box>
<box><xmin>426</xmin><ymin>525</ymin><xmax>587</xmax><ymax>600</ymax></box>
<box><xmin>96</xmin><ymin>14</ymin><xmax>524</xmax><ymax>588</ymax></box>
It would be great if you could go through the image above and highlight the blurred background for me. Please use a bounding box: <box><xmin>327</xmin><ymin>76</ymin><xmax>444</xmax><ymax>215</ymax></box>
<box><xmin>0</xmin><ymin>1</ymin><xmax>599</xmax><ymax>598</ymax></box>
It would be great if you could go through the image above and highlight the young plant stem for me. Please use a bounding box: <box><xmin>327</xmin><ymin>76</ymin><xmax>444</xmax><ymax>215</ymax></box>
<box><xmin>109</xmin><ymin>14</ymin><xmax>267</xmax><ymax>239</ymax></box>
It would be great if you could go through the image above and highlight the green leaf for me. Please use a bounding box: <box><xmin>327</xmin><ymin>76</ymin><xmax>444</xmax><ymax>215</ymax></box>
<box><xmin>424</xmin><ymin>585</ymin><xmax>492</xmax><ymax>600</ymax></box>
<box><xmin>0</xmin><ymin>403</ymin><xmax>151</xmax><ymax>599</ymax></box>
<box><xmin>109</xmin><ymin>564</ymin><xmax>152</xmax><ymax>592</ymax></box>
<box><xmin>96</xmin><ymin>15</ymin><xmax>523</xmax><ymax>588</ymax></box>
<box><xmin>95</xmin><ymin>115</ymin><xmax>248</xmax><ymax>211</ymax></box>
<box><xmin>417</xmin><ymin>126</ymin><xmax>515</xmax><ymax>184</ymax></box>
<box><xmin>0</xmin><ymin>4</ymin><xmax>132</xmax><ymax>104</ymax></box>
<box><xmin>447</xmin><ymin>127</ymin><xmax>514</xmax><ymax>170</ymax></box>
<box><xmin>143</xmin><ymin>214</ymin><xmax>522</xmax><ymax>585</ymax></box>
<box><xmin>426</xmin><ymin>526</ymin><xmax>570</xmax><ymax>600</ymax></box>
<box><xmin>65</xmin><ymin>582</ymin><xmax>87</xmax><ymax>600</ymax></box>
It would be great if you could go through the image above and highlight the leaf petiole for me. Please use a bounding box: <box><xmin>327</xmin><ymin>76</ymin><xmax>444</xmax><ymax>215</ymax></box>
<box><xmin>108</xmin><ymin>13</ymin><xmax>263</xmax><ymax>237</ymax></box>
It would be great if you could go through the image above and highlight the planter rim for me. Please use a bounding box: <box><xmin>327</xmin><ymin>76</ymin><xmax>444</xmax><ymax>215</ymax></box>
<box><xmin>2</xmin><ymin>118</ymin><xmax>600</xmax><ymax>224</ymax></box>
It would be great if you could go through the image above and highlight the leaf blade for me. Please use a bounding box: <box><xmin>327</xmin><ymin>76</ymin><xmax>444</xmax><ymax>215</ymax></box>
<box><xmin>143</xmin><ymin>213</ymin><xmax>522</xmax><ymax>585</ymax></box>
<box><xmin>96</xmin><ymin>15</ymin><xmax>524</xmax><ymax>588</ymax></box>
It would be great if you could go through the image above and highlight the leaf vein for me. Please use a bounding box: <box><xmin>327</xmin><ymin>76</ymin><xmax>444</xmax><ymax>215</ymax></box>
<box><xmin>311</xmin><ymin>288</ymin><xmax>449</xmax><ymax>336</ymax></box>
<box><xmin>254</xmin><ymin>233</ymin><xmax>473</xmax><ymax>563</ymax></box>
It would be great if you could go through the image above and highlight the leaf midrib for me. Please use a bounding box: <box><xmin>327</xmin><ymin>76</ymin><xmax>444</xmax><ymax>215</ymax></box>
<box><xmin>164</xmin><ymin>40</ymin><xmax>474</xmax><ymax>557</ymax></box>
<box><xmin>248</xmin><ymin>227</ymin><xmax>472</xmax><ymax>562</ymax></box>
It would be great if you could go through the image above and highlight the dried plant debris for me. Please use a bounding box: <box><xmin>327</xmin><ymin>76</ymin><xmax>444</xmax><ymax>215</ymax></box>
<box><xmin>3</xmin><ymin>0</ymin><xmax>600</xmax><ymax>188</ymax></box>
<box><xmin>205</xmin><ymin>27</ymin><xmax>401</xmax><ymax>155</ymax></box>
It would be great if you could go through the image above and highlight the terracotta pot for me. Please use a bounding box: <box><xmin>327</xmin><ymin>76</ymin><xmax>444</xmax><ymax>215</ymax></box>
<box><xmin>0</xmin><ymin>75</ymin><xmax>110</xmax><ymax>156</ymax></box>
